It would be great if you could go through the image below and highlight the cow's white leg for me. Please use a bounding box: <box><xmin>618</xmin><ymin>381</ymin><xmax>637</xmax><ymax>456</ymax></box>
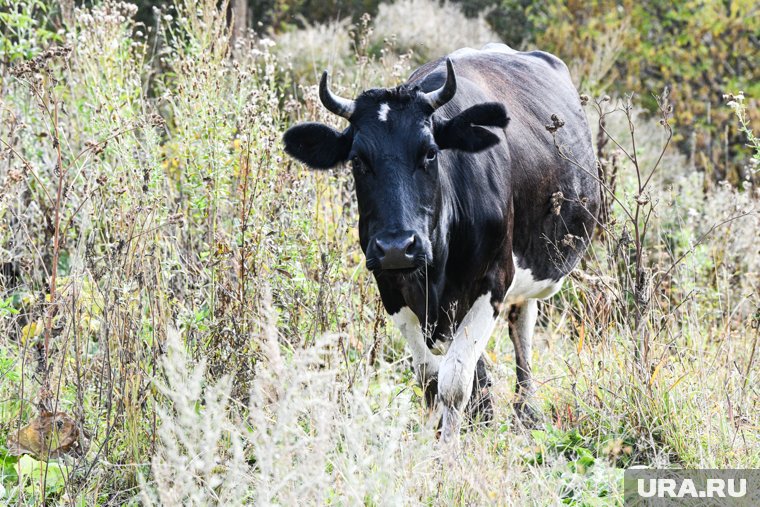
<box><xmin>391</xmin><ymin>307</ymin><xmax>440</xmax><ymax>392</ymax></box>
<box><xmin>437</xmin><ymin>292</ymin><xmax>497</xmax><ymax>443</ymax></box>
<box><xmin>509</xmin><ymin>299</ymin><xmax>539</xmax><ymax>423</ymax></box>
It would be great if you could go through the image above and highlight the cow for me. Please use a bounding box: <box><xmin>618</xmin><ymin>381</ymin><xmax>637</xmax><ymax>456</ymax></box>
<box><xmin>283</xmin><ymin>43</ymin><xmax>600</xmax><ymax>442</ymax></box>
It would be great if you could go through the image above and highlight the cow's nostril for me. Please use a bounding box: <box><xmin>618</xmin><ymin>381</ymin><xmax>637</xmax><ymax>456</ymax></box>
<box><xmin>403</xmin><ymin>236</ymin><xmax>415</xmax><ymax>254</ymax></box>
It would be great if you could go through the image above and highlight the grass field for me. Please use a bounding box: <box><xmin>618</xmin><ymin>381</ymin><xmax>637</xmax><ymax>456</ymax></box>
<box><xmin>1</xmin><ymin>0</ymin><xmax>759</xmax><ymax>504</ymax></box>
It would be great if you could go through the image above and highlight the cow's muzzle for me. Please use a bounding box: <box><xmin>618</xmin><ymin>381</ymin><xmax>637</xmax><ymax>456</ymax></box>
<box><xmin>366</xmin><ymin>232</ymin><xmax>426</xmax><ymax>272</ymax></box>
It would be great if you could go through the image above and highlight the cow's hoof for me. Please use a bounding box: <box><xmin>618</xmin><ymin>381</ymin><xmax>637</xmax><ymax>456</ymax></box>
<box><xmin>466</xmin><ymin>385</ymin><xmax>494</xmax><ymax>425</ymax></box>
<box><xmin>440</xmin><ymin>405</ymin><xmax>462</xmax><ymax>445</ymax></box>
<box><xmin>513</xmin><ymin>400</ymin><xmax>540</xmax><ymax>429</ymax></box>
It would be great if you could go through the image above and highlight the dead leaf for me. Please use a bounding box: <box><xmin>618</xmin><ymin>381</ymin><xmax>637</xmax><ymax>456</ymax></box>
<box><xmin>6</xmin><ymin>411</ymin><xmax>83</xmax><ymax>460</ymax></box>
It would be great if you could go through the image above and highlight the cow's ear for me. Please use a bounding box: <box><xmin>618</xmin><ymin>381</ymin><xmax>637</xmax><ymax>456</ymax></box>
<box><xmin>283</xmin><ymin>123</ymin><xmax>352</xmax><ymax>169</ymax></box>
<box><xmin>434</xmin><ymin>103</ymin><xmax>509</xmax><ymax>152</ymax></box>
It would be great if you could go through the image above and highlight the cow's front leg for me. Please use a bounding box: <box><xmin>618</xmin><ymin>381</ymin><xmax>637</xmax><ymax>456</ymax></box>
<box><xmin>438</xmin><ymin>292</ymin><xmax>497</xmax><ymax>443</ymax></box>
<box><xmin>391</xmin><ymin>307</ymin><xmax>441</xmax><ymax>406</ymax></box>
<box><xmin>466</xmin><ymin>355</ymin><xmax>494</xmax><ymax>424</ymax></box>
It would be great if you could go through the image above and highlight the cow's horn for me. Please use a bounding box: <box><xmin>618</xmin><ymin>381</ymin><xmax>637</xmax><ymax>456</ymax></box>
<box><xmin>423</xmin><ymin>58</ymin><xmax>457</xmax><ymax>109</ymax></box>
<box><xmin>319</xmin><ymin>71</ymin><xmax>355</xmax><ymax>119</ymax></box>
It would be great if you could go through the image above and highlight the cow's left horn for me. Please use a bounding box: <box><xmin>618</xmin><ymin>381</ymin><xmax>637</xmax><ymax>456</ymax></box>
<box><xmin>423</xmin><ymin>58</ymin><xmax>457</xmax><ymax>109</ymax></box>
<box><xmin>319</xmin><ymin>71</ymin><xmax>355</xmax><ymax>119</ymax></box>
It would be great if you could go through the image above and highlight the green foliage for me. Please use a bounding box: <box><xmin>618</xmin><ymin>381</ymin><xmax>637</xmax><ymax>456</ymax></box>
<box><xmin>0</xmin><ymin>0</ymin><xmax>60</xmax><ymax>61</ymax></box>
<box><xmin>515</xmin><ymin>0</ymin><xmax>759</xmax><ymax>184</ymax></box>
<box><xmin>15</xmin><ymin>455</ymin><xmax>68</xmax><ymax>496</ymax></box>
<box><xmin>0</xmin><ymin>449</ymin><xmax>70</xmax><ymax>503</ymax></box>
<box><xmin>0</xmin><ymin>447</ymin><xmax>18</xmax><ymax>481</ymax></box>
<box><xmin>525</xmin><ymin>426</ymin><xmax>626</xmax><ymax>504</ymax></box>
<box><xmin>251</xmin><ymin>0</ymin><xmax>383</xmax><ymax>30</ymax></box>
<box><xmin>453</xmin><ymin>0</ymin><xmax>536</xmax><ymax>47</ymax></box>
<box><xmin>267</xmin><ymin>0</ymin><xmax>759</xmax><ymax>182</ymax></box>
<box><xmin>0</xmin><ymin>296</ymin><xmax>19</xmax><ymax>315</ymax></box>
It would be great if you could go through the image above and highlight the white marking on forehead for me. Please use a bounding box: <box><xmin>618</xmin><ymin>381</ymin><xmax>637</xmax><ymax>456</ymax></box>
<box><xmin>378</xmin><ymin>102</ymin><xmax>390</xmax><ymax>122</ymax></box>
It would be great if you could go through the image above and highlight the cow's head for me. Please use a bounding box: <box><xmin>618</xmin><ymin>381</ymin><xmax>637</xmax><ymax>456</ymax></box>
<box><xmin>283</xmin><ymin>59</ymin><xmax>509</xmax><ymax>276</ymax></box>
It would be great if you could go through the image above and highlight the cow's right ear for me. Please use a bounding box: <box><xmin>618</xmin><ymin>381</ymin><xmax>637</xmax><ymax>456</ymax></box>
<box><xmin>283</xmin><ymin>123</ymin><xmax>352</xmax><ymax>169</ymax></box>
<box><xmin>433</xmin><ymin>103</ymin><xmax>509</xmax><ymax>153</ymax></box>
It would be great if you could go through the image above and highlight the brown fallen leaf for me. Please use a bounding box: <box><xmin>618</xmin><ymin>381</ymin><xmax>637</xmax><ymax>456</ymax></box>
<box><xmin>6</xmin><ymin>411</ymin><xmax>83</xmax><ymax>460</ymax></box>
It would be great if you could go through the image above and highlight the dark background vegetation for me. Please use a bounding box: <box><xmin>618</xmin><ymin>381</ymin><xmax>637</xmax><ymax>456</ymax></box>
<box><xmin>122</xmin><ymin>0</ymin><xmax>760</xmax><ymax>186</ymax></box>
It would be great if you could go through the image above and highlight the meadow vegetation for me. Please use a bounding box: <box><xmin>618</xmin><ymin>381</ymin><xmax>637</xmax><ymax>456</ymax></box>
<box><xmin>0</xmin><ymin>0</ymin><xmax>758</xmax><ymax>504</ymax></box>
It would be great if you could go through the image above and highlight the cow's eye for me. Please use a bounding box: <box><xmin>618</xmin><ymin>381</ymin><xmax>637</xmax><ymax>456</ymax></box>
<box><xmin>419</xmin><ymin>149</ymin><xmax>437</xmax><ymax>171</ymax></box>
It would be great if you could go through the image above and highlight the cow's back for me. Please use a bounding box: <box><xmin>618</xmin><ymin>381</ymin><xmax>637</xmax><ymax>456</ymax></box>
<box><xmin>410</xmin><ymin>44</ymin><xmax>600</xmax><ymax>282</ymax></box>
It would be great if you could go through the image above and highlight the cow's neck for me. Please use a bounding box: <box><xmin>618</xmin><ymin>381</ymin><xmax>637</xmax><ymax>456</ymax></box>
<box><xmin>397</xmin><ymin>154</ymin><xmax>459</xmax><ymax>333</ymax></box>
<box><xmin>393</xmin><ymin>148</ymin><xmax>511</xmax><ymax>340</ymax></box>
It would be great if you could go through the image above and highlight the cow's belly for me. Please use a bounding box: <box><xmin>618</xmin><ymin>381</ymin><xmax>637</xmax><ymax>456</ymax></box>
<box><xmin>505</xmin><ymin>254</ymin><xmax>564</xmax><ymax>304</ymax></box>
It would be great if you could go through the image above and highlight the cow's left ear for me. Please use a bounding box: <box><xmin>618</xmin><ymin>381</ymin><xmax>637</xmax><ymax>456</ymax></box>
<box><xmin>434</xmin><ymin>103</ymin><xmax>510</xmax><ymax>152</ymax></box>
<box><xmin>283</xmin><ymin>122</ymin><xmax>353</xmax><ymax>169</ymax></box>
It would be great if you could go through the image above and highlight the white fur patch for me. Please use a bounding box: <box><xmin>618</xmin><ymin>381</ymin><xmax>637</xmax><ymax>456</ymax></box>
<box><xmin>391</xmin><ymin>307</ymin><xmax>440</xmax><ymax>377</ymax></box>
<box><xmin>438</xmin><ymin>293</ymin><xmax>495</xmax><ymax>409</ymax></box>
<box><xmin>437</xmin><ymin>292</ymin><xmax>496</xmax><ymax>442</ymax></box>
<box><xmin>378</xmin><ymin>102</ymin><xmax>390</xmax><ymax>122</ymax></box>
<box><xmin>506</xmin><ymin>255</ymin><xmax>564</xmax><ymax>304</ymax></box>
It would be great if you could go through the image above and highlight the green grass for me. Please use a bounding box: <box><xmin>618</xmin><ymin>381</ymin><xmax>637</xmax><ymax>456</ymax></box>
<box><xmin>0</xmin><ymin>0</ymin><xmax>758</xmax><ymax>505</ymax></box>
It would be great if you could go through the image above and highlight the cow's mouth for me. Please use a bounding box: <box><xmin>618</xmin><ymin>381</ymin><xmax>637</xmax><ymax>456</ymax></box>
<box><xmin>384</xmin><ymin>266</ymin><xmax>422</xmax><ymax>276</ymax></box>
<box><xmin>365</xmin><ymin>256</ymin><xmax>428</xmax><ymax>277</ymax></box>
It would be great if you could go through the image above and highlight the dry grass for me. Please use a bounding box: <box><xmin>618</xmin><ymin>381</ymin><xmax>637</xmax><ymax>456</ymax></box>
<box><xmin>372</xmin><ymin>0</ymin><xmax>498</xmax><ymax>62</ymax></box>
<box><xmin>0</xmin><ymin>0</ymin><xmax>758</xmax><ymax>505</ymax></box>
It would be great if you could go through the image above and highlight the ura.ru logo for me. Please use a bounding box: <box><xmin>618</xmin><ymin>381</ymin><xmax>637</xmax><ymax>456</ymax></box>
<box><xmin>637</xmin><ymin>478</ymin><xmax>747</xmax><ymax>499</ymax></box>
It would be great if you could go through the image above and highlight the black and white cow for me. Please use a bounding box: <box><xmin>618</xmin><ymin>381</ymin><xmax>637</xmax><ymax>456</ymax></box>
<box><xmin>283</xmin><ymin>43</ymin><xmax>600</xmax><ymax>442</ymax></box>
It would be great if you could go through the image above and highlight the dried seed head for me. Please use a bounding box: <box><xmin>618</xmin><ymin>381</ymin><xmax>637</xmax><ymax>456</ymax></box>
<box><xmin>561</xmin><ymin>234</ymin><xmax>581</xmax><ymax>248</ymax></box>
<box><xmin>545</xmin><ymin>114</ymin><xmax>565</xmax><ymax>133</ymax></box>
<box><xmin>85</xmin><ymin>140</ymin><xmax>106</xmax><ymax>156</ymax></box>
<box><xmin>550</xmin><ymin>191</ymin><xmax>564</xmax><ymax>215</ymax></box>
<box><xmin>148</xmin><ymin>113</ymin><xmax>166</xmax><ymax>128</ymax></box>
<box><xmin>168</xmin><ymin>213</ymin><xmax>185</xmax><ymax>228</ymax></box>
<box><xmin>9</xmin><ymin>169</ymin><xmax>24</xmax><ymax>183</ymax></box>
<box><xmin>10</xmin><ymin>45</ymin><xmax>72</xmax><ymax>77</ymax></box>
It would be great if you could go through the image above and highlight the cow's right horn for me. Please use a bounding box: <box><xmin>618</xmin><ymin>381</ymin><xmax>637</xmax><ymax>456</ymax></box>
<box><xmin>319</xmin><ymin>71</ymin><xmax>355</xmax><ymax>120</ymax></box>
<box><xmin>423</xmin><ymin>58</ymin><xmax>457</xmax><ymax>110</ymax></box>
